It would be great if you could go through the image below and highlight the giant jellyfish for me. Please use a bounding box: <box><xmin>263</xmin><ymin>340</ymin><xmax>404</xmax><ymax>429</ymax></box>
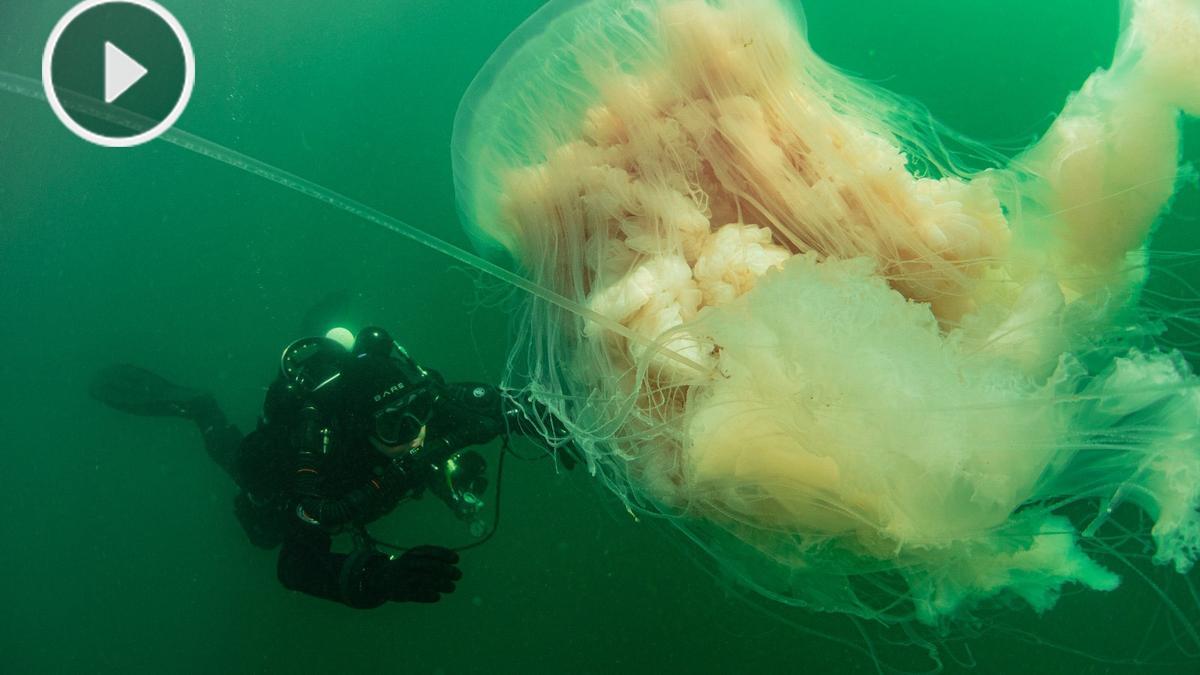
<box><xmin>452</xmin><ymin>0</ymin><xmax>1200</xmax><ymax>632</ymax></box>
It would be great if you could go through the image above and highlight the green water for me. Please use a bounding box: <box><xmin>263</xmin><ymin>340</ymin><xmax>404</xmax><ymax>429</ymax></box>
<box><xmin>1</xmin><ymin>1</ymin><xmax>1197</xmax><ymax>673</ymax></box>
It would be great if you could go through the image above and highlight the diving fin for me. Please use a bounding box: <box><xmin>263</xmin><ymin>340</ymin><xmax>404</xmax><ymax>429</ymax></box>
<box><xmin>89</xmin><ymin>364</ymin><xmax>209</xmax><ymax>419</ymax></box>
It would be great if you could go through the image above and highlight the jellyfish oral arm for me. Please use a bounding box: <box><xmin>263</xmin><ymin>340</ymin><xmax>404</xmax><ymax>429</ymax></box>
<box><xmin>1013</xmin><ymin>0</ymin><xmax>1200</xmax><ymax>296</ymax></box>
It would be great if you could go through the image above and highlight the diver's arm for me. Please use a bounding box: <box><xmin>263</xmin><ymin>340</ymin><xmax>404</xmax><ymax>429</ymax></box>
<box><xmin>431</xmin><ymin>381</ymin><xmax>578</xmax><ymax>468</ymax></box>
<box><xmin>276</xmin><ymin>523</ymin><xmax>363</xmax><ymax>605</ymax></box>
<box><xmin>494</xmin><ymin>386</ymin><xmax>581</xmax><ymax>469</ymax></box>
<box><xmin>276</xmin><ymin>523</ymin><xmax>460</xmax><ymax>608</ymax></box>
<box><xmin>430</xmin><ymin>381</ymin><xmax>570</xmax><ymax>449</ymax></box>
<box><xmin>420</xmin><ymin>423</ymin><xmax>503</xmax><ymax>461</ymax></box>
<box><xmin>417</xmin><ymin>382</ymin><xmax>507</xmax><ymax>457</ymax></box>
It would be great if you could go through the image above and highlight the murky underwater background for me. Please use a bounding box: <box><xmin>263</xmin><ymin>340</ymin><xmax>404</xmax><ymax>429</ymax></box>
<box><xmin>1</xmin><ymin>1</ymin><xmax>1198</xmax><ymax>673</ymax></box>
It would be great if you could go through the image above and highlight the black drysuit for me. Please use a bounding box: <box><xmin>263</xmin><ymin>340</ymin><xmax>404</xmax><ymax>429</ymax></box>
<box><xmin>199</xmin><ymin>379</ymin><xmax>507</xmax><ymax>608</ymax></box>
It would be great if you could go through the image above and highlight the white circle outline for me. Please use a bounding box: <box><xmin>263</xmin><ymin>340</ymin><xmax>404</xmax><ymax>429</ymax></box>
<box><xmin>42</xmin><ymin>0</ymin><xmax>195</xmax><ymax>148</ymax></box>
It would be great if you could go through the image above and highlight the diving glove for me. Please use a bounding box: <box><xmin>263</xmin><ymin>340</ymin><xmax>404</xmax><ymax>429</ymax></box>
<box><xmin>367</xmin><ymin>545</ymin><xmax>462</xmax><ymax>604</ymax></box>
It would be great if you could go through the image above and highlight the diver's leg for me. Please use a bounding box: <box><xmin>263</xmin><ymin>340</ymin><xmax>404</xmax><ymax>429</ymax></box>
<box><xmin>90</xmin><ymin>364</ymin><xmax>243</xmax><ymax>480</ymax></box>
<box><xmin>188</xmin><ymin>394</ymin><xmax>244</xmax><ymax>482</ymax></box>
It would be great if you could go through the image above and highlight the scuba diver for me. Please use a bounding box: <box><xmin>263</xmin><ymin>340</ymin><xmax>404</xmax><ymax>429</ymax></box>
<box><xmin>90</xmin><ymin>326</ymin><xmax>575</xmax><ymax>609</ymax></box>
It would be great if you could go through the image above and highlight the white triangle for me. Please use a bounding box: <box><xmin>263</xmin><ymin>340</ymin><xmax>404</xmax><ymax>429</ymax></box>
<box><xmin>104</xmin><ymin>41</ymin><xmax>148</xmax><ymax>104</ymax></box>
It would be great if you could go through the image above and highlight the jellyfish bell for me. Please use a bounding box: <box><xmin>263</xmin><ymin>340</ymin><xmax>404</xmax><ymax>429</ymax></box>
<box><xmin>453</xmin><ymin>0</ymin><xmax>1200</xmax><ymax>640</ymax></box>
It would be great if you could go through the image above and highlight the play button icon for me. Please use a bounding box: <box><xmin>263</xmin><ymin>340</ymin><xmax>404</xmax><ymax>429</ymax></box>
<box><xmin>104</xmin><ymin>42</ymin><xmax>148</xmax><ymax>104</ymax></box>
<box><xmin>43</xmin><ymin>0</ymin><xmax>195</xmax><ymax>147</ymax></box>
